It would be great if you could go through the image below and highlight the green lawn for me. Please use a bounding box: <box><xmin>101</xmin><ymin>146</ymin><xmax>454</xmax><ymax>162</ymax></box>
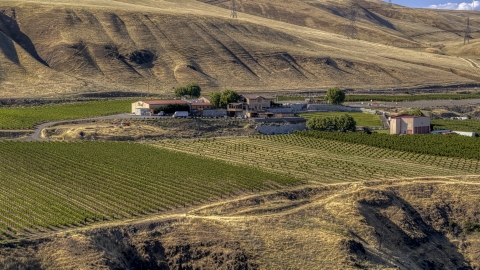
<box><xmin>0</xmin><ymin>100</ymin><xmax>133</xmax><ymax>129</ymax></box>
<box><xmin>298</xmin><ymin>112</ymin><xmax>382</xmax><ymax>127</ymax></box>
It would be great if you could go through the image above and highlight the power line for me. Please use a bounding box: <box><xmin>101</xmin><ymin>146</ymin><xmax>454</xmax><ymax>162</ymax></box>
<box><xmin>230</xmin><ymin>0</ymin><xmax>237</xmax><ymax>19</ymax></box>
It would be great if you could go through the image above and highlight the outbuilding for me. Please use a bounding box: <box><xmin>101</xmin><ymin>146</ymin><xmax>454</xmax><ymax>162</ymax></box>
<box><xmin>390</xmin><ymin>115</ymin><xmax>430</xmax><ymax>135</ymax></box>
<box><xmin>190</xmin><ymin>102</ymin><xmax>212</xmax><ymax>112</ymax></box>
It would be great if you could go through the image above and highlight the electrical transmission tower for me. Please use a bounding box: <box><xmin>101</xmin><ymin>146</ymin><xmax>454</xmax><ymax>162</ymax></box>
<box><xmin>388</xmin><ymin>0</ymin><xmax>392</xmax><ymax>7</ymax></box>
<box><xmin>344</xmin><ymin>9</ymin><xmax>358</xmax><ymax>39</ymax></box>
<box><xmin>465</xmin><ymin>17</ymin><xmax>472</xmax><ymax>44</ymax></box>
<box><xmin>231</xmin><ymin>0</ymin><xmax>237</xmax><ymax>19</ymax></box>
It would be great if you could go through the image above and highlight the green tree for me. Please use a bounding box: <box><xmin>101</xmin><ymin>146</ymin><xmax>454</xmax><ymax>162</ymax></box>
<box><xmin>174</xmin><ymin>83</ymin><xmax>202</xmax><ymax>98</ymax></box>
<box><xmin>307</xmin><ymin>116</ymin><xmax>335</xmax><ymax>131</ymax></box>
<box><xmin>174</xmin><ymin>86</ymin><xmax>188</xmax><ymax>98</ymax></box>
<box><xmin>186</xmin><ymin>83</ymin><xmax>201</xmax><ymax>98</ymax></box>
<box><xmin>210</xmin><ymin>92</ymin><xmax>222</xmax><ymax>108</ymax></box>
<box><xmin>335</xmin><ymin>114</ymin><xmax>356</xmax><ymax>132</ymax></box>
<box><xmin>325</xmin><ymin>88</ymin><xmax>345</xmax><ymax>105</ymax></box>
<box><xmin>209</xmin><ymin>90</ymin><xmax>240</xmax><ymax>108</ymax></box>
<box><xmin>220</xmin><ymin>89</ymin><xmax>240</xmax><ymax>107</ymax></box>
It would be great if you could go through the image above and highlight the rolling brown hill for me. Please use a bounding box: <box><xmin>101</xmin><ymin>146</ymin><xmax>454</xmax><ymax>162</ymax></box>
<box><xmin>1</xmin><ymin>0</ymin><xmax>480</xmax><ymax>97</ymax></box>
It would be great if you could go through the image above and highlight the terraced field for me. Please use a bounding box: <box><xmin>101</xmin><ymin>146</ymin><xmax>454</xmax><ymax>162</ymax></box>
<box><xmin>0</xmin><ymin>141</ymin><xmax>298</xmax><ymax>238</ymax></box>
<box><xmin>158</xmin><ymin>135</ymin><xmax>479</xmax><ymax>182</ymax></box>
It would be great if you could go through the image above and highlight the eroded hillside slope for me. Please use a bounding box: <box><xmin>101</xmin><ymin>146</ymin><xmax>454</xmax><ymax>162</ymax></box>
<box><xmin>201</xmin><ymin>0</ymin><xmax>480</xmax><ymax>49</ymax></box>
<box><xmin>2</xmin><ymin>177</ymin><xmax>480</xmax><ymax>269</ymax></box>
<box><xmin>0</xmin><ymin>0</ymin><xmax>479</xmax><ymax>97</ymax></box>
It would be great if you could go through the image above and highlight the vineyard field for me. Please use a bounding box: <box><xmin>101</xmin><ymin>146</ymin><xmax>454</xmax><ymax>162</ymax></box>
<box><xmin>158</xmin><ymin>135</ymin><xmax>479</xmax><ymax>184</ymax></box>
<box><xmin>0</xmin><ymin>142</ymin><xmax>298</xmax><ymax>239</ymax></box>
<box><xmin>0</xmin><ymin>100</ymin><xmax>132</xmax><ymax>129</ymax></box>
<box><xmin>280</xmin><ymin>93</ymin><xmax>480</xmax><ymax>103</ymax></box>
<box><xmin>345</xmin><ymin>93</ymin><xmax>480</xmax><ymax>102</ymax></box>
<box><xmin>297</xmin><ymin>131</ymin><xmax>480</xmax><ymax>160</ymax></box>
<box><xmin>298</xmin><ymin>112</ymin><xmax>382</xmax><ymax>127</ymax></box>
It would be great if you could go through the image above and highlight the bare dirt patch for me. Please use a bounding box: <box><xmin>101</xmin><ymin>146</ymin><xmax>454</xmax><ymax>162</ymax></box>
<box><xmin>42</xmin><ymin>118</ymin><xmax>259</xmax><ymax>141</ymax></box>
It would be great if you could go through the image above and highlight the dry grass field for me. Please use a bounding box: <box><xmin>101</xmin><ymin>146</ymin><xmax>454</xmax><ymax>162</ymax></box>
<box><xmin>1</xmin><ymin>0</ymin><xmax>480</xmax><ymax>97</ymax></box>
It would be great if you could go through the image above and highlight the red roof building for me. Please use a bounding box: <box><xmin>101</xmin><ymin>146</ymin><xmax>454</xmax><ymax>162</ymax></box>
<box><xmin>131</xmin><ymin>100</ymin><xmax>189</xmax><ymax>113</ymax></box>
<box><xmin>143</xmin><ymin>100</ymin><xmax>188</xmax><ymax>105</ymax></box>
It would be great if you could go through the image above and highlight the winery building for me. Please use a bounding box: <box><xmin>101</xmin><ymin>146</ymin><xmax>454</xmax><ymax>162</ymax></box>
<box><xmin>390</xmin><ymin>115</ymin><xmax>431</xmax><ymax>135</ymax></box>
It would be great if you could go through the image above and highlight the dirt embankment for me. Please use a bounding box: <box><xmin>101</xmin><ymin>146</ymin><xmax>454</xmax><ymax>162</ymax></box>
<box><xmin>2</xmin><ymin>177</ymin><xmax>480</xmax><ymax>269</ymax></box>
<box><xmin>43</xmin><ymin>118</ymin><xmax>259</xmax><ymax>141</ymax></box>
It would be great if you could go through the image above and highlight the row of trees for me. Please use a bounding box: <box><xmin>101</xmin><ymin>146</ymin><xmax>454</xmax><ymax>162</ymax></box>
<box><xmin>307</xmin><ymin>114</ymin><xmax>356</xmax><ymax>132</ymax></box>
<box><xmin>209</xmin><ymin>90</ymin><xmax>240</xmax><ymax>108</ymax></box>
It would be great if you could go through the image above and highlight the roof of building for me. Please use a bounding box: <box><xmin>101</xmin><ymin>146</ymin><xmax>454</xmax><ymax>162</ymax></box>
<box><xmin>190</xmin><ymin>102</ymin><xmax>211</xmax><ymax>106</ymax></box>
<box><xmin>391</xmin><ymin>114</ymin><xmax>428</xmax><ymax>119</ymax></box>
<box><xmin>242</xmin><ymin>94</ymin><xmax>275</xmax><ymax>100</ymax></box>
<box><xmin>141</xmin><ymin>100</ymin><xmax>188</xmax><ymax>105</ymax></box>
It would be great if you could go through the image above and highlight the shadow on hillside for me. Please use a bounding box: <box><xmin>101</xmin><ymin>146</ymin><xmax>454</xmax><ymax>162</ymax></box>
<box><xmin>358</xmin><ymin>189</ymin><xmax>472</xmax><ymax>270</ymax></box>
<box><xmin>0</xmin><ymin>8</ymin><xmax>48</xmax><ymax>66</ymax></box>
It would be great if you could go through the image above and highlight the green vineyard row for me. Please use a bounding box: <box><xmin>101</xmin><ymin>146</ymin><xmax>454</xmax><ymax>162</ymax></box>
<box><xmin>296</xmin><ymin>131</ymin><xmax>480</xmax><ymax>160</ymax></box>
<box><xmin>0</xmin><ymin>141</ymin><xmax>299</xmax><ymax>239</ymax></box>
<box><xmin>157</xmin><ymin>135</ymin><xmax>478</xmax><ymax>184</ymax></box>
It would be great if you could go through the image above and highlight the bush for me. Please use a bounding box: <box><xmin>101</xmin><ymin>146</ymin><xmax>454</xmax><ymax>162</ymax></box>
<box><xmin>306</xmin><ymin>114</ymin><xmax>356</xmax><ymax>132</ymax></box>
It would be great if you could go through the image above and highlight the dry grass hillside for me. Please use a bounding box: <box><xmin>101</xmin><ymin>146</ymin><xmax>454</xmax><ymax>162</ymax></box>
<box><xmin>2</xmin><ymin>177</ymin><xmax>480</xmax><ymax>269</ymax></box>
<box><xmin>1</xmin><ymin>0</ymin><xmax>480</xmax><ymax>97</ymax></box>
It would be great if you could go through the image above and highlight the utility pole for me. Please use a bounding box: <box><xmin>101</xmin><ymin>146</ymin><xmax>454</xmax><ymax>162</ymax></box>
<box><xmin>465</xmin><ymin>17</ymin><xmax>472</xmax><ymax>44</ymax></box>
<box><xmin>231</xmin><ymin>0</ymin><xmax>237</xmax><ymax>19</ymax></box>
<box><xmin>344</xmin><ymin>9</ymin><xmax>358</xmax><ymax>39</ymax></box>
<box><xmin>464</xmin><ymin>0</ymin><xmax>475</xmax><ymax>45</ymax></box>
